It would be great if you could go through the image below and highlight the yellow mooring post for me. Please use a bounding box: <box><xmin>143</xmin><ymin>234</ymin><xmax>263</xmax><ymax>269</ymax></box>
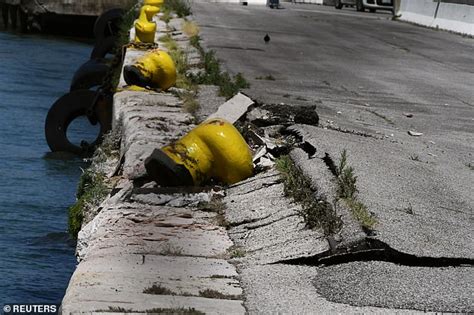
<box><xmin>144</xmin><ymin>0</ymin><xmax>164</xmax><ymax>10</ymax></box>
<box><xmin>145</xmin><ymin>118</ymin><xmax>254</xmax><ymax>186</ymax></box>
<box><xmin>134</xmin><ymin>5</ymin><xmax>159</xmax><ymax>43</ymax></box>
<box><xmin>123</xmin><ymin>49</ymin><xmax>177</xmax><ymax>90</ymax></box>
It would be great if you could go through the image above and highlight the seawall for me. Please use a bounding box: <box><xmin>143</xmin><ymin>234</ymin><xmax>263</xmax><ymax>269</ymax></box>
<box><xmin>60</xmin><ymin>8</ymin><xmax>248</xmax><ymax>313</ymax></box>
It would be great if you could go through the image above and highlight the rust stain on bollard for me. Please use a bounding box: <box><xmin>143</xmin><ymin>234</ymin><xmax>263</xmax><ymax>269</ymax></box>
<box><xmin>123</xmin><ymin>49</ymin><xmax>177</xmax><ymax>91</ymax></box>
<box><xmin>146</xmin><ymin>118</ymin><xmax>254</xmax><ymax>186</ymax></box>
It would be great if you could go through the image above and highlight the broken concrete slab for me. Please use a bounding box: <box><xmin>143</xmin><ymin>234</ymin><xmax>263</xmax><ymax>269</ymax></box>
<box><xmin>289</xmin><ymin>124</ymin><xmax>474</xmax><ymax>259</ymax></box>
<box><xmin>224</xmin><ymin>169</ymin><xmax>329</xmax><ymax>264</ymax></box>
<box><xmin>207</xmin><ymin>92</ymin><xmax>254</xmax><ymax>123</ymax></box>
<box><xmin>290</xmin><ymin>148</ymin><xmax>366</xmax><ymax>247</ymax></box>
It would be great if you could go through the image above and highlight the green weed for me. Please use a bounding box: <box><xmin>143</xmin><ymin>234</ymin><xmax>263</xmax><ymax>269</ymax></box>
<box><xmin>162</xmin><ymin>0</ymin><xmax>192</xmax><ymax>18</ymax></box>
<box><xmin>334</xmin><ymin>150</ymin><xmax>377</xmax><ymax>230</ymax></box>
<box><xmin>276</xmin><ymin>155</ymin><xmax>342</xmax><ymax>235</ymax></box>
<box><xmin>199</xmin><ymin>289</ymin><xmax>241</xmax><ymax>300</ymax></box>
<box><xmin>143</xmin><ymin>284</ymin><xmax>176</xmax><ymax>295</ymax></box>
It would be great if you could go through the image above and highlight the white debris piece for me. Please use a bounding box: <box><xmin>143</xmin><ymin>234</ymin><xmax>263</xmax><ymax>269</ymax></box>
<box><xmin>408</xmin><ymin>130</ymin><xmax>423</xmax><ymax>137</ymax></box>
<box><xmin>207</xmin><ymin>93</ymin><xmax>254</xmax><ymax>124</ymax></box>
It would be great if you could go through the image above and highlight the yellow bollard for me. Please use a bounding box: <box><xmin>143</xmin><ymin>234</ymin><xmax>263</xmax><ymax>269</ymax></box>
<box><xmin>145</xmin><ymin>118</ymin><xmax>254</xmax><ymax>186</ymax></box>
<box><xmin>123</xmin><ymin>49</ymin><xmax>176</xmax><ymax>90</ymax></box>
<box><xmin>144</xmin><ymin>0</ymin><xmax>164</xmax><ymax>10</ymax></box>
<box><xmin>134</xmin><ymin>5</ymin><xmax>159</xmax><ymax>43</ymax></box>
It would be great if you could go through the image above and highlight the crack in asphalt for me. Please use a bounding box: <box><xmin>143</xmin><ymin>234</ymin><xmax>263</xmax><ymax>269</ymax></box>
<box><xmin>272</xmin><ymin>238</ymin><xmax>474</xmax><ymax>268</ymax></box>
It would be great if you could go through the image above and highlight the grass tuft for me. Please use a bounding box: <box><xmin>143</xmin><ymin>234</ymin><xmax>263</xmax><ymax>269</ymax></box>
<box><xmin>162</xmin><ymin>0</ymin><xmax>192</xmax><ymax>18</ymax></box>
<box><xmin>344</xmin><ymin>198</ymin><xmax>377</xmax><ymax>229</ymax></box>
<box><xmin>160</xmin><ymin>10</ymin><xmax>172</xmax><ymax>23</ymax></box>
<box><xmin>276</xmin><ymin>155</ymin><xmax>342</xmax><ymax>235</ymax></box>
<box><xmin>160</xmin><ymin>243</ymin><xmax>184</xmax><ymax>256</ymax></box>
<box><xmin>188</xmin><ymin>49</ymin><xmax>250</xmax><ymax>99</ymax></box>
<box><xmin>334</xmin><ymin>150</ymin><xmax>377</xmax><ymax>230</ymax></box>
<box><xmin>198</xmin><ymin>289</ymin><xmax>241</xmax><ymax>300</ymax></box>
<box><xmin>158</xmin><ymin>33</ymin><xmax>201</xmax><ymax>117</ymax></box>
<box><xmin>336</xmin><ymin>150</ymin><xmax>357</xmax><ymax>199</ymax></box>
<box><xmin>229</xmin><ymin>246</ymin><xmax>245</xmax><ymax>258</ymax></box>
<box><xmin>98</xmin><ymin>306</ymin><xmax>204</xmax><ymax>314</ymax></box>
<box><xmin>198</xmin><ymin>196</ymin><xmax>229</xmax><ymax>228</ymax></box>
<box><xmin>102</xmin><ymin>306</ymin><xmax>133</xmax><ymax>312</ymax></box>
<box><xmin>146</xmin><ymin>308</ymin><xmax>204</xmax><ymax>314</ymax></box>
<box><xmin>143</xmin><ymin>284</ymin><xmax>176</xmax><ymax>295</ymax></box>
<box><xmin>179</xmin><ymin>90</ymin><xmax>200</xmax><ymax>116</ymax></box>
<box><xmin>198</xmin><ymin>197</ymin><xmax>226</xmax><ymax>213</ymax></box>
<box><xmin>182</xmin><ymin>20</ymin><xmax>200</xmax><ymax>37</ymax></box>
<box><xmin>189</xmin><ymin>35</ymin><xmax>201</xmax><ymax>48</ymax></box>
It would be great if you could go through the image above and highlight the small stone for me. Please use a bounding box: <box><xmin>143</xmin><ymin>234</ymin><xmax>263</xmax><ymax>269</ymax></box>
<box><xmin>337</xmin><ymin>111</ymin><xmax>342</xmax><ymax>114</ymax></box>
<box><xmin>403</xmin><ymin>113</ymin><xmax>413</xmax><ymax>118</ymax></box>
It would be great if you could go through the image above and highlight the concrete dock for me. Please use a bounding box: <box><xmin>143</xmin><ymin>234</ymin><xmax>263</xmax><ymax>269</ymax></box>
<box><xmin>60</xmin><ymin>1</ymin><xmax>473</xmax><ymax>313</ymax></box>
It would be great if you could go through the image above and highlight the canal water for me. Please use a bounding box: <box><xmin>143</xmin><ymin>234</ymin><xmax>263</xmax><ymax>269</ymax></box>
<box><xmin>0</xmin><ymin>31</ymin><xmax>95</xmax><ymax>304</ymax></box>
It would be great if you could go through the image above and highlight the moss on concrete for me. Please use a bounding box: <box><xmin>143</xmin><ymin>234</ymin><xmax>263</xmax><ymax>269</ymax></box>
<box><xmin>68</xmin><ymin>128</ymin><xmax>121</xmax><ymax>239</ymax></box>
<box><xmin>68</xmin><ymin>169</ymin><xmax>109</xmax><ymax>239</ymax></box>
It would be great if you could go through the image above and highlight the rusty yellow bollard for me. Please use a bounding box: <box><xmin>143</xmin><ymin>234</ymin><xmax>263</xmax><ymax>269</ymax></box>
<box><xmin>134</xmin><ymin>5</ymin><xmax>159</xmax><ymax>43</ymax></box>
<box><xmin>145</xmin><ymin>118</ymin><xmax>254</xmax><ymax>186</ymax></box>
<box><xmin>123</xmin><ymin>49</ymin><xmax>176</xmax><ymax>90</ymax></box>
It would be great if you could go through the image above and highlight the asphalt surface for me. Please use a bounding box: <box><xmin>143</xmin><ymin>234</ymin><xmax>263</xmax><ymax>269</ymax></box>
<box><xmin>193</xmin><ymin>1</ymin><xmax>473</xmax><ymax>311</ymax></box>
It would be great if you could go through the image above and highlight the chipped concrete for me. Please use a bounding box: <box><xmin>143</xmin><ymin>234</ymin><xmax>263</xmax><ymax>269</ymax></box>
<box><xmin>290</xmin><ymin>123</ymin><xmax>474</xmax><ymax>259</ymax></box>
<box><xmin>221</xmin><ymin>168</ymin><xmax>442</xmax><ymax>313</ymax></box>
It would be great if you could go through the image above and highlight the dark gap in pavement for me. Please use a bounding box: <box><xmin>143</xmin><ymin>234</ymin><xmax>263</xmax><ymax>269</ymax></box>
<box><xmin>274</xmin><ymin>238</ymin><xmax>474</xmax><ymax>268</ymax></box>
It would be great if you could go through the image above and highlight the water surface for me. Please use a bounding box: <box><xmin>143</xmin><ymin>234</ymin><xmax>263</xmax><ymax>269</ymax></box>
<box><xmin>0</xmin><ymin>31</ymin><xmax>94</xmax><ymax>303</ymax></box>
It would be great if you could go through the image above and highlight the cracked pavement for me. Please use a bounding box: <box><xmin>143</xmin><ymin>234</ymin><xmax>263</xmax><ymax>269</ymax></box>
<box><xmin>193</xmin><ymin>1</ymin><xmax>473</xmax><ymax>312</ymax></box>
